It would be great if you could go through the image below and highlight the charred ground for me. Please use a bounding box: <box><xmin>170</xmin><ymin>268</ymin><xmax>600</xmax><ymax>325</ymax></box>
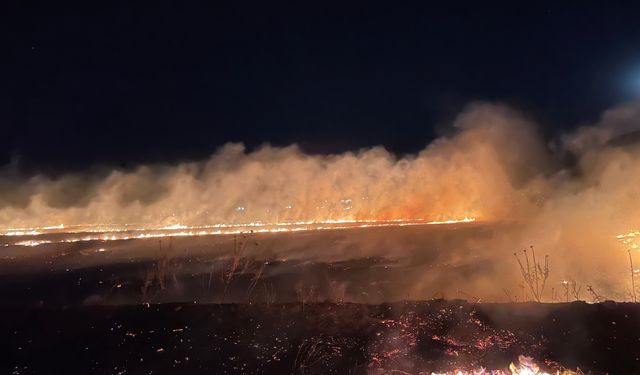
<box><xmin>2</xmin><ymin>226</ymin><xmax>639</xmax><ymax>374</ymax></box>
<box><xmin>2</xmin><ymin>300</ymin><xmax>639</xmax><ymax>374</ymax></box>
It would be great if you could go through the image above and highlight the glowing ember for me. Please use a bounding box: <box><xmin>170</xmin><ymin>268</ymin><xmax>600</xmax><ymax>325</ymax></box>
<box><xmin>1</xmin><ymin>217</ymin><xmax>476</xmax><ymax>247</ymax></box>
<box><xmin>430</xmin><ymin>356</ymin><xmax>576</xmax><ymax>375</ymax></box>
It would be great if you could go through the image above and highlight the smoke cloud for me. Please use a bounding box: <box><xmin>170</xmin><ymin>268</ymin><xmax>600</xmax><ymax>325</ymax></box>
<box><xmin>2</xmin><ymin>100</ymin><xmax>640</xmax><ymax>301</ymax></box>
<box><xmin>0</xmin><ymin>102</ymin><xmax>549</xmax><ymax>228</ymax></box>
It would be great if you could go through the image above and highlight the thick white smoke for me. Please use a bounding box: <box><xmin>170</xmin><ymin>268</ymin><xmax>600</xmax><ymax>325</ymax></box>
<box><xmin>2</xmin><ymin>100</ymin><xmax>640</xmax><ymax>301</ymax></box>
<box><xmin>0</xmin><ymin>102</ymin><xmax>548</xmax><ymax>229</ymax></box>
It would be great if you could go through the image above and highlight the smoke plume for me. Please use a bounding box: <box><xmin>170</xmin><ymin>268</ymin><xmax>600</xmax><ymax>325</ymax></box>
<box><xmin>3</xmin><ymin>100</ymin><xmax>640</xmax><ymax>301</ymax></box>
<box><xmin>0</xmin><ymin>102</ymin><xmax>550</xmax><ymax>228</ymax></box>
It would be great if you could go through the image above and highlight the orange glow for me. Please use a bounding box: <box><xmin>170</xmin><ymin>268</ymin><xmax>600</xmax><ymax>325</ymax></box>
<box><xmin>430</xmin><ymin>355</ymin><xmax>576</xmax><ymax>374</ymax></box>
<box><xmin>1</xmin><ymin>217</ymin><xmax>476</xmax><ymax>247</ymax></box>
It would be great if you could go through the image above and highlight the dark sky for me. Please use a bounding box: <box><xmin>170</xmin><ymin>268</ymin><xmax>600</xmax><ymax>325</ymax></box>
<box><xmin>3</xmin><ymin>1</ymin><xmax>640</xmax><ymax>171</ymax></box>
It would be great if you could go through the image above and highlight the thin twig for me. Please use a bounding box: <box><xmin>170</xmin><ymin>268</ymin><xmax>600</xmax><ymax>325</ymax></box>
<box><xmin>629</xmin><ymin>249</ymin><xmax>636</xmax><ymax>303</ymax></box>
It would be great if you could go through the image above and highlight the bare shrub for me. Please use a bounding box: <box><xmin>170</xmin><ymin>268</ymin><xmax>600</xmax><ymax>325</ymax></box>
<box><xmin>514</xmin><ymin>246</ymin><xmax>549</xmax><ymax>302</ymax></box>
<box><xmin>586</xmin><ymin>285</ymin><xmax>602</xmax><ymax>303</ymax></box>
<box><xmin>558</xmin><ymin>279</ymin><xmax>581</xmax><ymax>302</ymax></box>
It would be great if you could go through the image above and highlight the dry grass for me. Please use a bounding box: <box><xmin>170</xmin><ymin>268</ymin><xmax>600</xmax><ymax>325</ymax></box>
<box><xmin>141</xmin><ymin>239</ymin><xmax>180</xmax><ymax>302</ymax></box>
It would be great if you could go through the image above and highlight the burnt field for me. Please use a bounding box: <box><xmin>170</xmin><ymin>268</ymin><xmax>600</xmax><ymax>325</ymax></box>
<box><xmin>2</xmin><ymin>224</ymin><xmax>640</xmax><ymax>374</ymax></box>
<box><xmin>2</xmin><ymin>300</ymin><xmax>640</xmax><ymax>374</ymax></box>
<box><xmin>0</xmin><ymin>223</ymin><xmax>531</xmax><ymax>306</ymax></box>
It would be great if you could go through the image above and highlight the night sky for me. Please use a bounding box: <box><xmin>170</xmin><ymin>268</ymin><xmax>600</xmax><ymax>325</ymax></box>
<box><xmin>3</xmin><ymin>1</ymin><xmax>640</xmax><ymax>171</ymax></box>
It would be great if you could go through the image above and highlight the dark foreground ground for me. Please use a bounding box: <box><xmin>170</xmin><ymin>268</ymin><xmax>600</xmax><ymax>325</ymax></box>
<box><xmin>2</xmin><ymin>300</ymin><xmax>640</xmax><ymax>375</ymax></box>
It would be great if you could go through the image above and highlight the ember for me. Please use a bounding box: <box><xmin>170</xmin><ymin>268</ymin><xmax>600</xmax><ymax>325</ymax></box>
<box><xmin>429</xmin><ymin>356</ymin><xmax>578</xmax><ymax>375</ymax></box>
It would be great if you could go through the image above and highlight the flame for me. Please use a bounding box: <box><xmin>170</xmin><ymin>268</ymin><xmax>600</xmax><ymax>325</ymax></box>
<box><xmin>1</xmin><ymin>217</ymin><xmax>476</xmax><ymax>247</ymax></box>
<box><xmin>617</xmin><ymin>230</ymin><xmax>640</xmax><ymax>250</ymax></box>
<box><xmin>430</xmin><ymin>355</ymin><xmax>576</xmax><ymax>375</ymax></box>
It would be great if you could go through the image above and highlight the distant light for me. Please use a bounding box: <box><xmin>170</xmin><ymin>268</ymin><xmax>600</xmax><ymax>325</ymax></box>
<box><xmin>623</xmin><ymin>67</ymin><xmax>640</xmax><ymax>96</ymax></box>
